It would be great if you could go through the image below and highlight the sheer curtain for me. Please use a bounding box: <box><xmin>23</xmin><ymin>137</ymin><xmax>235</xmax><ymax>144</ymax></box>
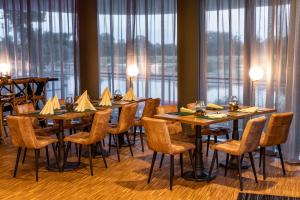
<box><xmin>97</xmin><ymin>0</ymin><xmax>177</xmax><ymax>105</ymax></box>
<box><xmin>201</xmin><ymin>0</ymin><xmax>300</xmax><ymax>162</ymax></box>
<box><xmin>0</xmin><ymin>0</ymin><xmax>79</xmax><ymax>98</ymax></box>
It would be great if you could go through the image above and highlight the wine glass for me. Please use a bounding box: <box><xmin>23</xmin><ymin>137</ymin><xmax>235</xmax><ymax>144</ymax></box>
<box><xmin>195</xmin><ymin>100</ymin><xmax>206</xmax><ymax>112</ymax></box>
<box><xmin>65</xmin><ymin>96</ymin><xmax>74</xmax><ymax>111</ymax></box>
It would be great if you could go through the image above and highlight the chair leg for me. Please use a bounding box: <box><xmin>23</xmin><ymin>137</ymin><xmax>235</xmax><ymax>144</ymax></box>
<box><xmin>133</xmin><ymin>126</ymin><xmax>137</xmax><ymax>145</ymax></box>
<box><xmin>45</xmin><ymin>146</ymin><xmax>50</xmax><ymax>167</ymax></box>
<box><xmin>170</xmin><ymin>155</ymin><xmax>174</xmax><ymax>190</ymax></box>
<box><xmin>214</xmin><ymin>136</ymin><xmax>218</xmax><ymax>167</ymax></box>
<box><xmin>259</xmin><ymin>147</ymin><xmax>263</xmax><ymax>168</ymax></box>
<box><xmin>108</xmin><ymin>134</ymin><xmax>112</xmax><ymax>153</ymax></box>
<box><xmin>139</xmin><ymin>126</ymin><xmax>144</xmax><ymax>152</ymax></box>
<box><xmin>13</xmin><ymin>147</ymin><xmax>22</xmax><ymax>178</ymax></box>
<box><xmin>34</xmin><ymin>149</ymin><xmax>40</xmax><ymax>182</ymax></box>
<box><xmin>115</xmin><ymin>135</ymin><xmax>120</xmax><ymax>162</ymax></box>
<box><xmin>277</xmin><ymin>144</ymin><xmax>286</xmax><ymax>175</ymax></box>
<box><xmin>78</xmin><ymin>144</ymin><xmax>82</xmax><ymax>165</ymax></box>
<box><xmin>209</xmin><ymin>150</ymin><xmax>217</xmax><ymax>176</ymax></box>
<box><xmin>188</xmin><ymin>150</ymin><xmax>195</xmax><ymax>173</ymax></box>
<box><xmin>148</xmin><ymin>151</ymin><xmax>157</xmax><ymax>184</ymax></box>
<box><xmin>159</xmin><ymin>153</ymin><xmax>165</xmax><ymax>168</ymax></box>
<box><xmin>102</xmin><ymin>139</ymin><xmax>105</xmax><ymax>147</ymax></box>
<box><xmin>180</xmin><ymin>153</ymin><xmax>183</xmax><ymax>177</ymax></box>
<box><xmin>248</xmin><ymin>152</ymin><xmax>258</xmax><ymax>183</ymax></box>
<box><xmin>125</xmin><ymin>132</ymin><xmax>133</xmax><ymax>157</ymax></box>
<box><xmin>224</xmin><ymin>153</ymin><xmax>229</xmax><ymax>177</ymax></box>
<box><xmin>98</xmin><ymin>142</ymin><xmax>108</xmax><ymax>168</ymax></box>
<box><xmin>64</xmin><ymin>142</ymin><xmax>71</xmax><ymax>167</ymax></box>
<box><xmin>262</xmin><ymin>147</ymin><xmax>266</xmax><ymax>180</ymax></box>
<box><xmin>237</xmin><ymin>156</ymin><xmax>243</xmax><ymax>191</ymax></box>
<box><xmin>51</xmin><ymin>143</ymin><xmax>58</xmax><ymax>167</ymax></box>
<box><xmin>206</xmin><ymin>135</ymin><xmax>210</xmax><ymax>156</ymax></box>
<box><xmin>88</xmin><ymin>144</ymin><xmax>93</xmax><ymax>176</ymax></box>
<box><xmin>240</xmin><ymin>154</ymin><xmax>244</xmax><ymax>165</ymax></box>
<box><xmin>22</xmin><ymin>148</ymin><xmax>27</xmax><ymax>164</ymax></box>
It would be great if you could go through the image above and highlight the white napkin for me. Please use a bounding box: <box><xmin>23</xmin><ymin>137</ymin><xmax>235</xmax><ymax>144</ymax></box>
<box><xmin>239</xmin><ymin>107</ymin><xmax>258</xmax><ymax>113</ymax></box>
<box><xmin>100</xmin><ymin>87</ymin><xmax>112</xmax><ymax>99</ymax></box>
<box><xmin>99</xmin><ymin>89</ymin><xmax>112</xmax><ymax>106</ymax></box>
<box><xmin>206</xmin><ymin>113</ymin><xmax>227</xmax><ymax>119</ymax></box>
<box><xmin>52</xmin><ymin>95</ymin><xmax>61</xmax><ymax>110</ymax></box>
<box><xmin>75</xmin><ymin>90</ymin><xmax>89</xmax><ymax>104</ymax></box>
<box><xmin>122</xmin><ymin>87</ymin><xmax>136</xmax><ymax>101</ymax></box>
<box><xmin>75</xmin><ymin>95</ymin><xmax>96</xmax><ymax>112</ymax></box>
<box><xmin>40</xmin><ymin>99</ymin><xmax>54</xmax><ymax>115</ymax></box>
<box><xmin>180</xmin><ymin>107</ymin><xmax>195</xmax><ymax>113</ymax></box>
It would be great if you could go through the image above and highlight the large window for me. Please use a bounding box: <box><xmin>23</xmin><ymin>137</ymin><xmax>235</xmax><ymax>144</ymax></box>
<box><xmin>0</xmin><ymin>0</ymin><xmax>77</xmax><ymax>98</ymax></box>
<box><xmin>97</xmin><ymin>0</ymin><xmax>177</xmax><ymax>104</ymax></box>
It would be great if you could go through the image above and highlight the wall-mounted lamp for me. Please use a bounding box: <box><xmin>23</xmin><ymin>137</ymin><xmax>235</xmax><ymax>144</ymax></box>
<box><xmin>127</xmin><ymin>64</ymin><xmax>139</xmax><ymax>88</ymax></box>
<box><xmin>249</xmin><ymin>66</ymin><xmax>264</xmax><ymax>106</ymax></box>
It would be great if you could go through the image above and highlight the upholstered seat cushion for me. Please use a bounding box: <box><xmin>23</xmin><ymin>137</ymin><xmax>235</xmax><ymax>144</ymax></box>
<box><xmin>170</xmin><ymin>133</ymin><xmax>195</xmax><ymax>143</ymax></box>
<box><xmin>34</xmin><ymin>126</ymin><xmax>59</xmax><ymax>136</ymax></box>
<box><xmin>36</xmin><ymin>136</ymin><xmax>58</xmax><ymax>149</ymax></box>
<box><xmin>211</xmin><ymin>140</ymin><xmax>241</xmax><ymax>156</ymax></box>
<box><xmin>170</xmin><ymin>140</ymin><xmax>195</xmax><ymax>155</ymax></box>
<box><xmin>64</xmin><ymin>132</ymin><xmax>91</xmax><ymax>144</ymax></box>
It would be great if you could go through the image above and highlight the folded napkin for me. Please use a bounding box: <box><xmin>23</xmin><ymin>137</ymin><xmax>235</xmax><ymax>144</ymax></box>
<box><xmin>123</xmin><ymin>87</ymin><xmax>136</xmax><ymax>101</ymax></box>
<box><xmin>40</xmin><ymin>99</ymin><xmax>54</xmax><ymax>115</ymax></box>
<box><xmin>52</xmin><ymin>95</ymin><xmax>61</xmax><ymax>110</ymax></box>
<box><xmin>206</xmin><ymin>113</ymin><xmax>227</xmax><ymax>119</ymax></box>
<box><xmin>100</xmin><ymin>87</ymin><xmax>112</xmax><ymax>99</ymax></box>
<box><xmin>180</xmin><ymin>107</ymin><xmax>196</xmax><ymax>113</ymax></box>
<box><xmin>207</xmin><ymin>103</ymin><xmax>224</xmax><ymax>110</ymax></box>
<box><xmin>239</xmin><ymin>107</ymin><xmax>258</xmax><ymax>113</ymax></box>
<box><xmin>99</xmin><ymin>88</ymin><xmax>112</xmax><ymax>106</ymax></box>
<box><xmin>75</xmin><ymin>96</ymin><xmax>96</xmax><ymax>112</ymax></box>
<box><xmin>75</xmin><ymin>90</ymin><xmax>90</xmax><ymax>104</ymax></box>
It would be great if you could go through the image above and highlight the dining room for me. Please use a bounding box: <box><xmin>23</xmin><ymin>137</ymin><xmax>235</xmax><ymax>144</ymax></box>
<box><xmin>0</xmin><ymin>0</ymin><xmax>300</xmax><ymax>199</ymax></box>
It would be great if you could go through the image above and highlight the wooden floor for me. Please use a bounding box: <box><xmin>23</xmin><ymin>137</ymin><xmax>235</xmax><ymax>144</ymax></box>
<box><xmin>0</xmin><ymin>135</ymin><xmax>300</xmax><ymax>200</ymax></box>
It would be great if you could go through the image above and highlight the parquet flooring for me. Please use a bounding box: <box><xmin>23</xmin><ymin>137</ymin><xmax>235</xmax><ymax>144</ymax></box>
<box><xmin>0</xmin><ymin>136</ymin><xmax>300</xmax><ymax>200</ymax></box>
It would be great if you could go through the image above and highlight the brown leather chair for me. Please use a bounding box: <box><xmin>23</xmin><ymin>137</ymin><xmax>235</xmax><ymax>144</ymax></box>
<box><xmin>209</xmin><ymin>116</ymin><xmax>266</xmax><ymax>191</ymax></box>
<box><xmin>7</xmin><ymin>116</ymin><xmax>58</xmax><ymax>181</ymax></box>
<box><xmin>142</xmin><ymin>117</ymin><xmax>195</xmax><ymax>190</ymax></box>
<box><xmin>64</xmin><ymin>109</ymin><xmax>112</xmax><ymax>176</ymax></box>
<box><xmin>108</xmin><ymin>103</ymin><xmax>138</xmax><ymax>162</ymax></box>
<box><xmin>187</xmin><ymin>102</ymin><xmax>230</xmax><ymax>165</ymax></box>
<box><xmin>155</xmin><ymin>105</ymin><xmax>194</xmax><ymax>168</ymax></box>
<box><xmin>259</xmin><ymin>112</ymin><xmax>293</xmax><ymax>180</ymax></box>
<box><xmin>133</xmin><ymin>98</ymin><xmax>161</xmax><ymax>152</ymax></box>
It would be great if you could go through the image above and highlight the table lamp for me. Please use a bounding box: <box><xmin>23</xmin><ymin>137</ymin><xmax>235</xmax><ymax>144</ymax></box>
<box><xmin>249</xmin><ymin>66</ymin><xmax>264</xmax><ymax>106</ymax></box>
<box><xmin>127</xmin><ymin>64</ymin><xmax>139</xmax><ymax>88</ymax></box>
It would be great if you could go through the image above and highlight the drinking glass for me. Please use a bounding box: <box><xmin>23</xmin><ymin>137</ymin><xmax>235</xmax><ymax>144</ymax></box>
<box><xmin>195</xmin><ymin>100</ymin><xmax>206</xmax><ymax>112</ymax></box>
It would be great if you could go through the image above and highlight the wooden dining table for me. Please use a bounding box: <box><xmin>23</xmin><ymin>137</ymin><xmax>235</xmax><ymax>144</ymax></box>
<box><xmin>16</xmin><ymin>98</ymin><xmax>148</xmax><ymax>172</ymax></box>
<box><xmin>154</xmin><ymin>106</ymin><xmax>276</xmax><ymax>182</ymax></box>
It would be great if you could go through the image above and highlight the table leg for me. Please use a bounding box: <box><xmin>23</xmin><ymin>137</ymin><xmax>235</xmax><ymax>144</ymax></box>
<box><xmin>0</xmin><ymin>104</ymin><xmax>6</xmax><ymax>144</ymax></box>
<box><xmin>183</xmin><ymin>126</ymin><xmax>215</xmax><ymax>182</ymax></box>
<box><xmin>47</xmin><ymin>120</ymin><xmax>80</xmax><ymax>172</ymax></box>
<box><xmin>219</xmin><ymin>119</ymin><xmax>250</xmax><ymax>169</ymax></box>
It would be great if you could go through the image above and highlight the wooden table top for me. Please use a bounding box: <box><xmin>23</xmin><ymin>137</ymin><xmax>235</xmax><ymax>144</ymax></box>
<box><xmin>16</xmin><ymin>98</ymin><xmax>148</xmax><ymax>120</ymax></box>
<box><xmin>154</xmin><ymin>107</ymin><xmax>277</xmax><ymax>126</ymax></box>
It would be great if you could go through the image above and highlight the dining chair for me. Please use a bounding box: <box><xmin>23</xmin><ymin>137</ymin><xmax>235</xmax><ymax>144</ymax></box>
<box><xmin>187</xmin><ymin>102</ymin><xmax>230</xmax><ymax>165</ymax></box>
<box><xmin>259</xmin><ymin>112</ymin><xmax>293</xmax><ymax>180</ymax></box>
<box><xmin>133</xmin><ymin>98</ymin><xmax>161</xmax><ymax>152</ymax></box>
<box><xmin>209</xmin><ymin>116</ymin><xmax>266</xmax><ymax>191</ymax></box>
<box><xmin>63</xmin><ymin>109</ymin><xmax>112</xmax><ymax>176</ymax></box>
<box><xmin>15</xmin><ymin>102</ymin><xmax>59</xmax><ymax>164</ymax></box>
<box><xmin>108</xmin><ymin>103</ymin><xmax>138</xmax><ymax>162</ymax></box>
<box><xmin>7</xmin><ymin>116</ymin><xmax>58</xmax><ymax>181</ymax></box>
<box><xmin>142</xmin><ymin>117</ymin><xmax>195</xmax><ymax>190</ymax></box>
<box><xmin>155</xmin><ymin>105</ymin><xmax>194</xmax><ymax>168</ymax></box>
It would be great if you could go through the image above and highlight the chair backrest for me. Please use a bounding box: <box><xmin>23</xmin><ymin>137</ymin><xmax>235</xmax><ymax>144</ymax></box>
<box><xmin>142</xmin><ymin>117</ymin><xmax>172</xmax><ymax>154</ymax></box>
<box><xmin>15</xmin><ymin>103</ymin><xmax>39</xmax><ymax>128</ymax></box>
<box><xmin>7</xmin><ymin>116</ymin><xmax>39</xmax><ymax>149</ymax></box>
<box><xmin>142</xmin><ymin>98</ymin><xmax>161</xmax><ymax>118</ymax></box>
<box><xmin>239</xmin><ymin>116</ymin><xmax>266</xmax><ymax>154</ymax></box>
<box><xmin>89</xmin><ymin>109</ymin><xmax>112</xmax><ymax>142</ymax></box>
<box><xmin>156</xmin><ymin>105</ymin><xmax>182</xmax><ymax>134</ymax></box>
<box><xmin>15</xmin><ymin>103</ymin><xmax>35</xmax><ymax>114</ymax></box>
<box><xmin>261</xmin><ymin>112</ymin><xmax>293</xmax><ymax>146</ymax></box>
<box><xmin>118</xmin><ymin>103</ymin><xmax>138</xmax><ymax>133</ymax></box>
